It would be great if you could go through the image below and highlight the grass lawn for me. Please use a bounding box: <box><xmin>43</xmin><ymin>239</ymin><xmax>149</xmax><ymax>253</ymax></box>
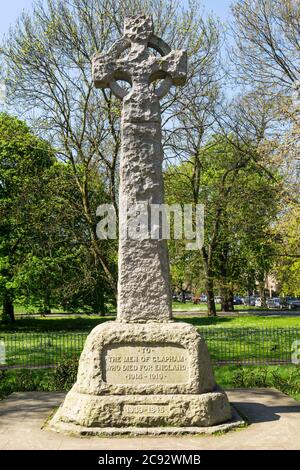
<box><xmin>14</xmin><ymin>301</ymin><xmax>269</xmax><ymax>316</ymax></box>
<box><xmin>172</xmin><ymin>301</ymin><xmax>267</xmax><ymax>312</ymax></box>
<box><xmin>2</xmin><ymin>313</ymin><xmax>300</xmax><ymax>333</ymax></box>
<box><xmin>13</xmin><ymin>304</ymin><xmax>117</xmax><ymax>315</ymax></box>
<box><xmin>177</xmin><ymin>315</ymin><xmax>300</xmax><ymax>328</ymax></box>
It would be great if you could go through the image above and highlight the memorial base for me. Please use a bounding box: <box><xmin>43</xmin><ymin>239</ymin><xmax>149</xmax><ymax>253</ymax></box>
<box><xmin>48</xmin><ymin>391</ymin><xmax>240</xmax><ymax>436</ymax></box>
<box><xmin>48</xmin><ymin>321</ymin><xmax>233</xmax><ymax>435</ymax></box>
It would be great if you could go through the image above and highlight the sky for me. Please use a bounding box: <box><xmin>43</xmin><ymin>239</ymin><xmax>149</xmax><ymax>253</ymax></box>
<box><xmin>0</xmin><ymin>0</ymin><xmax>232</xmax><ymax>38</ymax></box>
<box><xmin>0</xmin><ymin>0</ymin><xmax>34</xmax><ymax>37</ymax></box>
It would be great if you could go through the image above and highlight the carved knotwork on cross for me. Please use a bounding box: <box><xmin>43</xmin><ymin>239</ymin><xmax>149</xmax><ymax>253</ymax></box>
<box><xmin>92</xmin><ymin>15</ymin><xmax>187</xmax><ymax>103</ymax></box>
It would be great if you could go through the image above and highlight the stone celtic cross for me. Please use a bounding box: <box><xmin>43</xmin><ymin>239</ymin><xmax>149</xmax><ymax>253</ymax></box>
<box><xmin>93</xmin><ymin>15</ymin><xmax>187</xmax><ymax>323</ymax></box>
<box><xmin>50</xmin><ymin>16</ymin><xmax>231</xmax><ymax>435</ymax></box>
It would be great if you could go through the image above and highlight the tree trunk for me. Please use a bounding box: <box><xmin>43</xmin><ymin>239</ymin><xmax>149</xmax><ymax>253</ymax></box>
<box><xmin>259</xmin><ymin>281</ymin><xmax>267</xmax><ymax>308</ymax></box>
<box><xmin>219</xmin><ymin>244</ymin><xmax>234</xmax><ymax>312</ymax></box>
<box><xmin>43</xmin><ymin>306</ymin><xmax>51</xmax><ymax>315</ymax></box>
<box><xmin>228</xmin><ymin>289</ymin><xmax>234</xmax><ymax>311</ymax></box>
<box><xmin>202</xmin><ymin>248</ymin><xmax>216</xmax><ymax>317</ymax></box>
<box><xmin>43</xmin><ymin>293</ymin><xmax>51</xmax><ymax>315</ymax></box>
<box><xmin>2</xmin><ymin>292</ymin><xmax>15</xmax><ymax>323</ymax></box>
<box><xmin>206</xmin><ymin>275</ymin><xmax>216</xmax><ymax>316</ymax></box>
<box><xmin>220</xmin><ymin>287</ymin><xmax>234</xmax><ymax>312</ymax></box>
<box><xmin>247</xmin><ymin>288</ymin><xmax>252</xmax><ymax>307</ymax></box>
<box><xmin>220</xmin><ymin>286</ymin><xmax>229</xmax><ymax>312</ymax></box>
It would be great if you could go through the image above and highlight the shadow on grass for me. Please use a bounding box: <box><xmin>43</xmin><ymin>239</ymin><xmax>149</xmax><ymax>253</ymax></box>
<box><xmin>1</xmin><ymin>314</ymin><xmax>232</xmax><ymax>332</ymax></box>
<box><xmin>0</xmin><ymin>316</ymin><xmax>115</xmax><ymax>332</ymax></box>
<box><xmin>174</xmin><ymin>316</ymin><xmax>232</xmax><ymax>327</ymax></box>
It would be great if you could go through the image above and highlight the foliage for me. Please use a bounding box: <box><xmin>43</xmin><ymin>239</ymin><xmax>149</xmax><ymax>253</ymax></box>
<box><xmin>51</xmin><ymin>355</ymin><xmax>79</xmax><ymax>390</ymax></box>
<box><xmin>214</xmin><ymin>364</ymin><xmax>300</xmax><ymax>402</ymax></box>
<box><xmin>0</xmin><ymin>113</ymin><xmax>54</xmax><ymax>322</ymax></box>
<box><xmin>274</xmin><ymin>204</ymin><xmax>300</xmax><ymax>296</ymax></box>
<box><xmin>0</xmin><ymin>368</ymin><xmax>55</xmax><ymax>399</ymax></box>
<box><xmin>0</xmin><ymin>357</ymin><xmax>78</xmax><ymax>399</ymax></box>
<box><xmin>165</xmin><ymin>135</ymin><xmax>282</xmax><ymax>314</ymax></box>
<box><xmin>1</xmin><ymin>0</ymin><xmax>222</xmax><ymax>298</ymax></box>
<box><xmin>232</xmin><ymin>366</ymin><xmax>300</xmax><ymax>397</ymax></box>
<box><xmin>0</xmin><ymin>0</ymin><xmax>299</xmax><ymax>322</ymax></box>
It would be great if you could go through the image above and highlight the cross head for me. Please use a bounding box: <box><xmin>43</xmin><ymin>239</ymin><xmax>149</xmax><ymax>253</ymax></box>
<box><xmin>93</xmin><ymin>15</ymin><xmax>187</xmax><ymax>102</ymax></box>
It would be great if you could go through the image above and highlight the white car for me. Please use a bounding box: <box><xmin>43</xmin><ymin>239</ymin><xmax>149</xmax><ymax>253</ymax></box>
<box><xmin>255</xmin><ymin>297</ymin><xmax>262</xmax><ymax>307</ymax></box>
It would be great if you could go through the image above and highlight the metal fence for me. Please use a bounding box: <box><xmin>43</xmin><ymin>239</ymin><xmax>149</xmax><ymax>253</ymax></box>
<box><xmin>0</xmin><ymin>327</ymin><xmax>299</xmax><ymax>369</ymax></box>
<box><xmin>199</xmin><ymin>327</ymin><xmax>300</xmax><ymax>365</ymax></box>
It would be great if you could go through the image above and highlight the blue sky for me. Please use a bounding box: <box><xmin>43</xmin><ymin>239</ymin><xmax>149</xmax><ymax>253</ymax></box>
<box><xmin>0</xmin><ymin>1</ymin><xmax>232</xmax><ymax>37</ymax></box>
<box><xmin>0</xmin><ymin>0</ymin><xmax>34</xmax><ymax>37</ymax></box>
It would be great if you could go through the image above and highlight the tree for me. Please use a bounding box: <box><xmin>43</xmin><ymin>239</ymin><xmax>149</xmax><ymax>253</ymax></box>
<box><xmin>231</xmin><ymin>0</ymin><xmax>300</xmax><ymax>299</ymax></box>
<box><xmin>13</xmin><ymin>161</ymin><xmax>117</xmax><ymax>314</ymax></box>
<box><xmin>0</xmin><ymin>113</ymin><xmax>54</xmax><ymax>322</ymax></box>
<box><xmin>165</xmin><ymin>134</ymin><xmax>282</xmax><ymax>315</ymax></box>
<box><xmin>1</xmin><ymin>0</ymin><xmax>221</xmax><ymax>298</ymax></box>
<box><xmin>274</xmin><ymin>204</ymin><xmax>300</xmax><ymax>296</ymax></box>
<box><xmin>232</xmin><ymin>0</ymin><xmax>300</xmax><ymax>93</ymax></box>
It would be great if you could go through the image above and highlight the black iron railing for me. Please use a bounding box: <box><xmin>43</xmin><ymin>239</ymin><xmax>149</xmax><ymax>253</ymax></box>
<box><xmin>0</xmin><ymin>327</ymin><xmax>299</xmax><ymax>369</ymax></box>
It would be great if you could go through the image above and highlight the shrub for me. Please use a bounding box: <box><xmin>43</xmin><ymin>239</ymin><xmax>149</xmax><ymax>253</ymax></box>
<box><xmin>51</xmin><ymin>355</ymin><xmax>79</xmax><ymax>391</ymax></box>
<box><xmin>232</xmin><ymin>365</ymin><xmax>300</xmax><ymax>397</ymax></box>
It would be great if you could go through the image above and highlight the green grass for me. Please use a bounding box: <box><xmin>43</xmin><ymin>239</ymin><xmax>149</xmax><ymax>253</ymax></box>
<box><xmin>177</xmin><ymin>315</ymin><xmax>300</xmax><ymax>328</ymax></box>
<box><xmin>172</xmin><ymin>302</ymin><xmax>209</xmax><ymax>312</ymax></box>
<box><xmin>172</xmin><ymin>301</ymin><xmax>267</xmax><ymax>312</ymax></box>
<box><xmin>13</xmin><ymin>303</ymin><xmax>117</xmax><ymax>316</ymax></box>
<box><xmin>1</xmin><ymin>314</ymin><xmax>300</xmax><ymax>368</ymax></box>
<box><xmin>2</xmin><ymin>313</ymin><xmax>300</xmax><ymax>333</ymax></box>
<box><xmin>14</xmin><ymin>301</ymin><xmax>269</xmax><ymax>316</ymax></box>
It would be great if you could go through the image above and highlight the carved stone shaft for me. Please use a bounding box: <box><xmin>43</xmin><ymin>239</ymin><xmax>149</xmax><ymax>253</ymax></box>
<box><xmin>93</xmin><ymin>15</ymin><xmax>187</xmax><ymax>322</ymax></box>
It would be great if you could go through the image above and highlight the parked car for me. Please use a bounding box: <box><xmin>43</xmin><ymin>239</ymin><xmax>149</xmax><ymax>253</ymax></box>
<box><xmin>244</xmin><ymin>296</ymin><xmax>257</xmax><ymax>306</ymax></box>
<box><xmin>233</xmin><ymin>296</ymin><xmax>243</xmax><ymax>305</ymax></box>
<box><xmin>178</xmin><ymin>292</ymin><xmax>192</xmax><ymax>302</ymax></box>
<box><xmin>199</xmin><ymin>294</ymin><xmax>207</xmax><ymax>303</ymax></box>
<box><xmin>214</xmin><ymin>296</ymin><xmax>222</xmax><ymax>304</ymax></box>
<box><xmin>266</xmin><ymin>297</ymin><xmax>283</xmax><ymax>309</ymax></box>
<box><xmin>255</xmin><ymin>297</ymin><xmax>262</xmax><ymax>307</ymax></box>
<box><xmin>284</xmin><ymin>297</ymin><xmax>300</xmax><ymax>310</ymax></box>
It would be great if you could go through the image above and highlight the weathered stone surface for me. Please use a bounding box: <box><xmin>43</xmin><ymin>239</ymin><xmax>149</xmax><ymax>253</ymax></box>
<box><xmin>93</xmin><ymin>15</ymin><xmax>187</xmax><ymax>323</ymax></box>
<box><xmin>49</xmin><ymin>391</ymin><xmax>231</xmax><ymax>429</ymax></box>
<box><xmin>48</xmin><ymin>321</ymin><xmax>231</xmax><ymax>433</ymax></box>
<box><xmin>69</xmin><ymin>321</ymin><xmax>216</xmax><ymax>396</ymax></box>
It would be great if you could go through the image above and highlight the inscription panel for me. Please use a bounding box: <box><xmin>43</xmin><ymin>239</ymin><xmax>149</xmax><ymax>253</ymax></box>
<box><xmin>123</xmin><ymin>404</ymin><xmax>169</xmax><ymax>416</ymax></box>
<box><xmin>103</xmin><ymin>343</ymin><xmax>189</xmax><ymax>385</ymax></box>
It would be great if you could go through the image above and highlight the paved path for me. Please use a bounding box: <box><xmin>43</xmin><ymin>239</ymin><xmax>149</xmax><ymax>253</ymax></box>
<box><xmin>0</xmin><ymin>389</ymin><xmax>300</xmax><ymax>449</ymax></box>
